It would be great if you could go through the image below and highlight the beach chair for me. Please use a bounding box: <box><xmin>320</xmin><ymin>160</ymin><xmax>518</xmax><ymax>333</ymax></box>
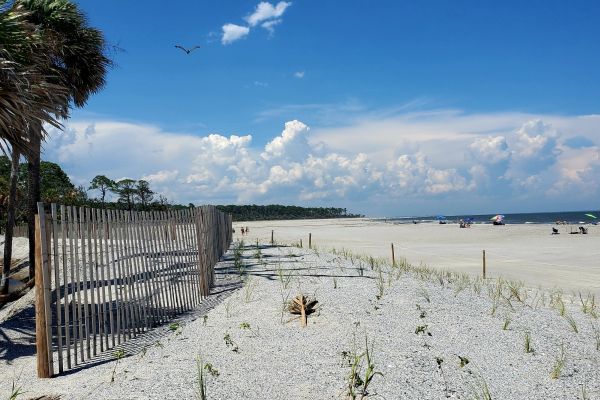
<box><xmin>552</xmin><ymin>227</ymin><xmax>559</xmax><ymax>234</ymax></box>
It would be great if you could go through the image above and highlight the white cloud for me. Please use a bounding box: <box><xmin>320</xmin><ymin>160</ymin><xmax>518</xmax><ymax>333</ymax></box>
<box><xmin>261</xmin><ymin>119</ymin><xmax>310</xmax><ymax>160</ymax></box>
<box><xmin>43</xmin><ymin>111</ymin><xmax>600</xmax><ymax>215</ymax></box>
<box><xmin>246</xmin><ymin>2</ymin><xmax>291</xmax><ymax>27</ymax></box>
<box><xmin>261</xmin><ymin>19</ymin><xmax>282</xmax><ymax>34</ymax></box>
<box><xmin>221</xmin><ymin>24</ymin><xmax>250</xmax><ymax>45</ymax></box>
<box><xmin>293</xmin><ymin>71</ymin><xmax>305</xmax><ymax>79</ymax></box>
<box><xmin>469</xmin><ymin>136</ymin><xmax>509</xmax><ymax>164</ymax></box>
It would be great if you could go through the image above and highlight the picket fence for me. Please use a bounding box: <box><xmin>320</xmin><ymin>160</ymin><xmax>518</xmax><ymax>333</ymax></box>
<box><xmin>34</xmin><ymin>202</ymin><xmax>232</xmax><ymax>377</ymax></box>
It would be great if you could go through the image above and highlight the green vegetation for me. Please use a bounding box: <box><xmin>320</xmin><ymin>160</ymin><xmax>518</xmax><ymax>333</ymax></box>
<box><xmin>216</xmin><ymin>204</ymin><xmax>363</xmax><ymax>221</ymax></box>
<box><xmin>342</xmin><ymin>334</ymin><xmax>383</xmax><ymax>400</ymax></box>
<box><xmin>550</xmin><ymin>344</ymin><xmax>566</xmax><ymax>379</ymax></box>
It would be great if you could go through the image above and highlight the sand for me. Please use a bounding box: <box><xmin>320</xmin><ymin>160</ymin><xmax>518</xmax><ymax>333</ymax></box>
<box><xmin>1</xmin><ymin>243</ymin><xmax>598</xmax><ymax>399</ymax></box>
<box><xmin>236</xmin><ymin>218</ymin><xmax>600</xmax><ymax>296</ymax></box>
<box><xmin>1</xmin><ymin>221</ymin><xmax>599</xmax><ymax>399</ymax></box>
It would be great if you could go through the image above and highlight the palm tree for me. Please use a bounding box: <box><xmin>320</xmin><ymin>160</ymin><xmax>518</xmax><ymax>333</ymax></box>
<box><xmin>14</xmin><ymin>0</ymin><xmax>111</xmax><ymax>279</ymax></box>
<box><xmin>1</xmin><ymin>1</ymin><xmax>69</xmax><ymax>294</ymax></box>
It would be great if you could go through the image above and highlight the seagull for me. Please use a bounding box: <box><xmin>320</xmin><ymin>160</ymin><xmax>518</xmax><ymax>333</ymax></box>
<box><xmin>175</xmin><ymin>45</ymin><xmax>200</xmax><ymax>54</ymax></box>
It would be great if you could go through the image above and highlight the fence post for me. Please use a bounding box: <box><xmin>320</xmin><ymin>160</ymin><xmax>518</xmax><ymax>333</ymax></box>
<box><xmin>271</xmin><ymin>230</ymin><xmax>274</xmax><ymax>245</ymax></box>
<box><xmin>309</xmin><ymin>233</ymin><xmax>312</xmax><ymax>249</ymax></box>
<box><xmin>482</xmin><ymin>250</ymin><xmax>486</xmax><ymax>279</ymax></box>
<box><xmin>35</xmin><ymin>205</ymin><xmax>53</xmax><ymax>378</ymax></box>
<box><xmin>391</xmin><ymin>243</ymin><xmax>395</xmax><ymax>267</ymax></box>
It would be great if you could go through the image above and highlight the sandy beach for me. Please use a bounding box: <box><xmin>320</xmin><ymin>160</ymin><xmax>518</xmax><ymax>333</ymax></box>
<box><xmin>236</xmin><ymin>218</ymin><xmax>600</xmax><ymax>296</ymax></box>
<box><xmin>1</xmin><ymin>241</ymin><xmax>599</xmax><ymax>399</ymax></box>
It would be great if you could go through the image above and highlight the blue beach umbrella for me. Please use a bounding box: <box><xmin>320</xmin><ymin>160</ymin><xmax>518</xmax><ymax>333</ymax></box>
<box><xmin>435</xmin><ymin>215</ymin><xmax>446</xmax><ymax>220</ymax></box>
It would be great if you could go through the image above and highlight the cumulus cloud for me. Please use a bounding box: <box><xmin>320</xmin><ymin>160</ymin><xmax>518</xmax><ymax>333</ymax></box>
<box><xmin>43</xmin><ymin>111</ymin><xmax>600</xmax><ymax>215</ymax></box>
<box><xmin>245</xmin><ymin>2</ymin><xmax>291</xmax><ymax>27</ymax></box>
<box><xmin>221</xmin><ymin>24</ymin><xmax>250</xmax><ymax>45</ymax></box>
<box><xmin>261</xmin><ymin>120</ymin><xmax>310</xmax><ymax>161</ymax></box>
<box><xmin>469</xmin><ymin>136</ymin><xmax>509</xmax><ymax>164</ymax></box>
<box><xmin>293</xmin><ymin>71</ymin><xmax>305</xmax><ymax>79</ymax></box>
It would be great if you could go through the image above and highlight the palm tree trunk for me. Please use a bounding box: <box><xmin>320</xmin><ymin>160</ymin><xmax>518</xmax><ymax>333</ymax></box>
<box><xmin>1</xmin><ymin>149</ymin><xmax>21</xmax><ymax>295</ymax></box>
<box><xmin>27</xmin><ymin>123</ymin><xmax>41</xmax><ymax>280</ymax></box>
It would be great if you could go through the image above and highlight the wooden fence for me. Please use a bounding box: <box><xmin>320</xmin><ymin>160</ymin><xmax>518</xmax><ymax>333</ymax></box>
<box><xmin>0</xmin><ymin>223</ymin><xmax>28</xmax><ymax>238</ymax></box>
<box><xmin>34</xmin><ymin>203</ymin><xmax>232</xmax><ymax>378</ymax></box>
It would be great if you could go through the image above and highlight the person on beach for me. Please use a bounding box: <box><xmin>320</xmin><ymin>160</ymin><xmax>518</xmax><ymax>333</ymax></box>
<box><xmin>241</xmin><ymin>227</ymin><xmax>245</xmax><ymax>235</ymax></box>
<box><xmin>246</xmin><ymin>226</ymin><xmax>249</xmax><ymax>234</ymax></box>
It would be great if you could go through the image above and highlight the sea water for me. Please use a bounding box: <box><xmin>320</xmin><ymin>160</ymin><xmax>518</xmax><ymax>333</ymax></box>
<box><xmin>386</xmin><ymin>210</ymin><xmax>600</xmax><ymax>225</ymax></box>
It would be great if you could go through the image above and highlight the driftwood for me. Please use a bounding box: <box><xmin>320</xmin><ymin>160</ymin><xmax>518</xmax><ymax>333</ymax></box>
<box><xmin>288</xmin><ymin>295</ymin><xmax>318</xmax><ymax>327</ymax></box>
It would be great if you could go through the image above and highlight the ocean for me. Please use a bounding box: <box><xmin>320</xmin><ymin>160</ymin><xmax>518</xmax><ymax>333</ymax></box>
<box><xmin>385</xmin><ymin>210</ymin><xmax>600</xmax><ymax>225</ymax></box>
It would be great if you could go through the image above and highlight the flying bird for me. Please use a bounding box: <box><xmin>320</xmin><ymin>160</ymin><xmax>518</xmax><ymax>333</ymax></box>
<box><xmin>175</xmin><ymin>45</ymin><xmax>200</xmax><ymax>54</ymax></box>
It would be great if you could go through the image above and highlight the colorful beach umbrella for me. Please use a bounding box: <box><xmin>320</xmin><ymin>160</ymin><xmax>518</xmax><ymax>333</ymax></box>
<box><xmin>490</xmin><ymin>214</ymin><xmax>504</xmax><ymax>222</ymax></box>
<box><xmin>585</xmin><ymin>213</ymin><xmax>597</xmax><ymax>219</ymax></box>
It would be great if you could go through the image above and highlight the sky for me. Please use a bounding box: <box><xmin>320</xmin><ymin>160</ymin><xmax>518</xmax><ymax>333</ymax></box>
<box><xmin>43</xmin><ymin>0</ymin><xmax>600</xmax><ymax>217</ymax></box>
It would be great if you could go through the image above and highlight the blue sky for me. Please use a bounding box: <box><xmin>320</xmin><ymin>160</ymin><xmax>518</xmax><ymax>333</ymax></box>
<box><xmin>45</xmin><ymin>1</ymin><xmax>600</xmax><ymax>216</ymax></box>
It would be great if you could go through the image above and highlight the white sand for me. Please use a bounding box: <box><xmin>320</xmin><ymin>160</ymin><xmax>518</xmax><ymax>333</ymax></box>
<box><xmin>1</xmin><ymin>243</ymin><xmax>598</xmax><ymax>399</ymax></box>
<box><xmin>236</xmin><ymin>219</ymin><xmax>600</xmax><ymax>296</ymax></box>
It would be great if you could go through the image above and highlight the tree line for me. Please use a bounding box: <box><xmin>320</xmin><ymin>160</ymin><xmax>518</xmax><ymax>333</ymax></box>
<box><xmin>0</xmin><ymin>156</ymin><xmax>186</xmax><ymax>228</ymax></box>
<box><xmin>216</xmin><ymin>204</ymin><xmax>363</xmax><ymax>221</ymax></box>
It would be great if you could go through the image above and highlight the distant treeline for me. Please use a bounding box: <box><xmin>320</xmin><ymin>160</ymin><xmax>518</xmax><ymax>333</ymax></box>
<box><xmin>216</xmin><ymin>205</ymin><xmax>363</xmax><ymax>221</ymax></box>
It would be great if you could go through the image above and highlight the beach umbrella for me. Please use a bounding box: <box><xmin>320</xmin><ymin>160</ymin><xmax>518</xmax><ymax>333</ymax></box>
<box><xmin>490</xmin><ymin>214</ymin><xmax>504</xmax><ymax>222</ymax></box>
<box><xmin>585</xmin><ymin>213</ymin><xmax>597</xmax><ymax>219</ymax></box>
<box><xmin>435</xmin><ymin>215</ymin><xmax>446</xmax><ymax>220</ymax></box>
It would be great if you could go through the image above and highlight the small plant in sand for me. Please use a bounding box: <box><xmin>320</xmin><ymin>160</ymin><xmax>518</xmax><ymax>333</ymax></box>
<box><xmin>375</xmin><ymin>266</ymin><xmax>385</xmax><ymax>300</ymax></box>
<box><xmin>593</xmin><ymin>323</ymin><xmax>600</xmax><ymax>351</ymax></box>
<box><xmin>550</xmin><ymin>344</ymin><xmax>566</xmax><ymax>379</ymax></box>
<box><xmin>457</xmin><ymin>355</ymin><xmax>470</xmax><ymax>368</ymax></box>
<box><xmin>579</xmin><ymin>292</ymin><xmax>597</xmax><ymax>317</ymax></box>
<box><xmin>453</xmin><ymin>273</ymin><xmax>470</xmax><ymax>296</ymax></box>
<box><xmin>524</xmin><ymin>331</ymin><xmax>534</xmax><ymax>354</ymax></box>
<box><xmin>419</xmin><ymin>287</ymin><xmax>431</xmax><ymax>303</ymax></box>
<box><xmin>563</xmin><ymin>313</ymin><xmax>579</xmax><ymax>333</ymax></box>
<box><xmin>111</xmin><ymin>349</ymin><xmax>125</xmax><ymax>383</ymax></box>
<box><xmin>8</xmin><ymin>380</ymin><xmax>24</xmax><ymax>400</ymax></box>
<box><xmin>549</xmin><ymin>289</ymin><xmax>565</xmax><ymax>314</ymax></box>
<box><xmin>239</xmin><ymin>321</ymin><xmax>260</xmax><ymax>337</ymax></box>
<box><xmin>277</xmin><ymin>265</ymin><xmax>293</xmax><ymax>290</ymax></box>
<box><xmin>196</xmin><ymin>356</ymin><xmax>220</xmax><ymax>400</ymax></box>
<box><xmin>468</xmin><ymin>373</ymin><xmax>492</xmax><ymax>400</ymax></box>
<box><xmin>342</xmin><ymin>334</ymin><xmax>383</xmax><ymax>400</ymax></box>
<box><xmin>333</xmin><ymin>277</ymin><xmax>338</xmax><ymax>289</ymax></box>
<box><xmin>435</xmin><ymin>357</ymin><xmax>449</xmax><ymax>397</ymax></box>
<box><xmin>169</xmin><ymin>322</ymin><xmax>181</xmax><ymax>332</ymax></box>
<box><xmin>243</xmin><ymin>277</ymin><xmax>257</xmax><ymax>303</ymax></box>
<box><xmin>254</xmin><ymin>246</ymin><xmax>262</xmax><ymax>262</ymax></box>
<box><xmin>415</xmin><ymin>325</ymin><xmax>432</xmax><ymax>336</ymax></box>
<box><xmin>233</xmin><ymin>240</ymin><xmax>245</xmax><ymax>275</ymax></box>
<box><xmin>502</xmin><ymin>314</ymin><xmax>512</xmax><ymax>330</ymax></box>
<box><xmin>223</xmin><ymin>332</ymin><xmax>239</xmax><ymax>353</ymax></box>
<box><xmin>471</xmin><ymin>276</ymin><xmax>483</xmax><ymax>295</ymax></box>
